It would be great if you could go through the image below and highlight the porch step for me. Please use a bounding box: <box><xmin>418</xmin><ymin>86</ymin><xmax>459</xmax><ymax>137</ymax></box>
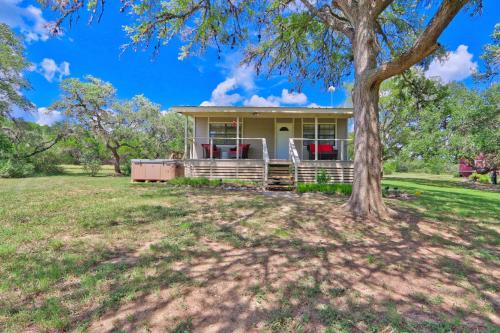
<box><xmin>266</xmin><ymin>163</ymin><xmax>294</xmax><ymax>191</ymax></box>
<box><xmin>266</xmin><ymin>184</ymin><xmax>294</xmax><ymax>191</ymax></box>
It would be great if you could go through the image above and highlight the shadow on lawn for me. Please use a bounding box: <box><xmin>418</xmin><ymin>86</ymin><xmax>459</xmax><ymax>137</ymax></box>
<box><xmin>3</xmin><ymin>188</ymin><xmax>499</xmax><ymax>332</ymax></box>
<box><xmin>85</xmin><ymin>191</ymin><xmax>498</xmax><ymax>332</ymax></box>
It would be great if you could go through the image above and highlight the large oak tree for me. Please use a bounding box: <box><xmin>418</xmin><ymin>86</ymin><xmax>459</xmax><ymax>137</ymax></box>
<box><xmin>43</xmin><ymin>0</ymin><xmax>482</xmax><ymax>218</ymax></box>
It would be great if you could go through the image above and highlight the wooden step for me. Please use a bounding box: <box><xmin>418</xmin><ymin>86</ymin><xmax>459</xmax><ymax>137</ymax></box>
<box><xmin>266</xmin><ymin>184</ymin><xmax>293</xmax><ymax>191</ymax></box>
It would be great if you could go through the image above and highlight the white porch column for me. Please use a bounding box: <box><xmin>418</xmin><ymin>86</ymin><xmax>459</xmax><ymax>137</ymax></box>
<box><xmin>191</xmin><ymin>116</ymin><xmax>196</xmax><ymax>159</ymax></box>
<box><xmin>314</xmin><ymin>117</ymin><xmax>318</xmax><ymax>161</ymax></box>
<box><xmin>236</xmin><ymin>116</ymin><xmax>240</xmax><ymax>160</ymax></box>
<box><xmin>184</xmin><ymin>115</ymin><xmax>188</xmax><ymax>159</ymax></box>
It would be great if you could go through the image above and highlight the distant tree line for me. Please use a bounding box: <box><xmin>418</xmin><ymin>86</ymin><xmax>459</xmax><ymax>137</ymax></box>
<box><xmin>379</xmin><ymin>70</ymin><xmax>499</xmax><ymax>174</ymax></box>
<box><xmin>0</xmin><ymin>23</ymin><xmax>186</xmax><ymax>178</ymax></box>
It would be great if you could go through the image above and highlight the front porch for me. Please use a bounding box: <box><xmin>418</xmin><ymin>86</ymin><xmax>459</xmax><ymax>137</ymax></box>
<box><xmin>173</xmin><ymin>106</ymin><xmax>355</xmax><ymax>187</ymax></box>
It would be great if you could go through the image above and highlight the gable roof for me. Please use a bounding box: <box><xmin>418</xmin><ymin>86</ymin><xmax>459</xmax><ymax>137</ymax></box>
<box><xmin>171</xmin><ymin>106</ymin><xmax>353</xmax><ymax>117</ymax></box>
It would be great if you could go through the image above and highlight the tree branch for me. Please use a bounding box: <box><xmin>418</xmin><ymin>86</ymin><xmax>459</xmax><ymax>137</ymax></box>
<box><xmin>332</xmin><ymin>0</ymin><xmax>355</xmax><ymax>23</ymax></box>
<box><xmin>370</xmin><ymin>0</ymin><xmax>470</xmax><ymax>85</ymax></box>
<box><xmin>299</xmin><ymin>0</ymin><xmax>353</xmax><ymax>39</ymax></box>
<box><xmin>21</xmin><ymin>133</ymin><xmax>65</xmax><ymax>159</ymax></box>
<box><xmin>371</xmin><ymin>0</ymin><xmax>393</xmax><ymax>18</ymax></box>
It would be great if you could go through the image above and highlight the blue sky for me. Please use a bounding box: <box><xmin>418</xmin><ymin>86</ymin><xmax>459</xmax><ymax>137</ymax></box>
<box><xmin>1</xmin><ymin>0</ymin><xmax>498</xmax><ymax>125</ymax></box>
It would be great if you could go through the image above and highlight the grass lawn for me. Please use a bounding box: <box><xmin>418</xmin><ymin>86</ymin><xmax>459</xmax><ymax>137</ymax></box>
<box><xmin>0</xmin><ymin>167</ymin><xmax>498</xmax><ymax>332</ymax></box>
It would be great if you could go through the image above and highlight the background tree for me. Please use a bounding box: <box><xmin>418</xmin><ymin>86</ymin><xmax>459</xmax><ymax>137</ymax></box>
<box><xmin>0</xmin><ymin>23</ymin><xmax>32</xmax><ymax>118</ymax></box>
<box><xmin>0</xmin><ymin>24</ymin><xmax>67</xmax><ymax>178</ymax></box>
<box><xmin>379</xmin><ymin>72</ymin><xmax>499</xmax><ymax>172</ymax></box>
<box><xmin>54</xmin><ymin>76</ymin><xmax>139</xmax><ymax>175</ymax></box>
<box><xmin>53</xmin><ymin>76</ymin><xmax>183</xmax><ymax>175</ymax></box>
<box><xmin>475</xmin><ymin>23</ymin><xmax>499</xmax><ymax>81</ymax></box>
<box><xmin>379</xmin><ymin>70</ymin><xmax>450</xmax><ymax>162</ymax></box>
<box><xmin>43</xmin><ymin>0</ymin><xmax>482</xmax><ymax>218</ymax></box>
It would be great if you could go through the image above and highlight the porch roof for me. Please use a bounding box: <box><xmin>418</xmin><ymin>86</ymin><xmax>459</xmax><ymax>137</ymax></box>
<box><xmin>171</xmin><ymin>106</ymin><xmax>353</xmax><ymax>117</ymax></box>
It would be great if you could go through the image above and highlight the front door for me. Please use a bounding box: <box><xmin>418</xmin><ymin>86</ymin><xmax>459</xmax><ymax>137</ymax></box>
<box><xmin>276</xmin><ymin>123</ymin><xmax>293</xmax><ymax>159</ymax></box>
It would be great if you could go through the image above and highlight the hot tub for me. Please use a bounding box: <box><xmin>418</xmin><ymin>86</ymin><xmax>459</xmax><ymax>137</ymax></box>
<box><xmin>131</xmin><ymin>159</ymin><xmax>184</xmax><ymax>181</ymax></box>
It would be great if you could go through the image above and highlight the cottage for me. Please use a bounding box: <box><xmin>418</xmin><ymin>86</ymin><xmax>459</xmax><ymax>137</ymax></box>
<box><xmin>172</xmin><ymin>106</ymin><xmax>354</xmax><ymax>188</ymax></box>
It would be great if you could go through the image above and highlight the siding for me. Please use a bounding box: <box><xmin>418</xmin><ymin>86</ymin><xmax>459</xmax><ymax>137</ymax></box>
<box><xmin>243</xmin><ymin>118</ymin><xmax>274</xmax><ymax>159</ymax></box>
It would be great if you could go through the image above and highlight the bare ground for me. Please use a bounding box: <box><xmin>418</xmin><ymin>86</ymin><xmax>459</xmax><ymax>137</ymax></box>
<box><xmin>83</xmin><ymin>190</ymin><xmax>499</xmax><ymax>333</ymax></box>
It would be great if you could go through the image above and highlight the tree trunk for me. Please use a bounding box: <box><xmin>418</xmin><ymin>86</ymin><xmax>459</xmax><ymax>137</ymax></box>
<box><xmin>110</xmin><ymin>147</ymin><xmax>122</xmax><ymax>176</ymax></box>
<box><xmin>344</xmin><ymin>18</ymin><xmax>395</xmax><ymax>219</ymax></box>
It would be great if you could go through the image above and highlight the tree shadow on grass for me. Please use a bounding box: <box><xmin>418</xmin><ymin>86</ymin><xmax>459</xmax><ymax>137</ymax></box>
<box><xmin>81</xmin><ymin>190</ymin><xmax>499</xmax><ymax>332</ymax></box>
<box><xmin>3</xmin><ymin>188</ymin><xmax>499</xmax><ymax>332</ymax></box>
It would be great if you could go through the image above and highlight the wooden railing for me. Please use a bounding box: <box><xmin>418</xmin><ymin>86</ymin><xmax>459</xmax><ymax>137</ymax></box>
<box><xmin>288</xmin><ymin>138</ymin><xmax>300</xmax><ymax>183</ymax></box>
<box><xmin>289</xmin><ymin>138</ymin><xmax>353</xmax><ymax>161</ymax></box>
<box><xmin>262</xmin><ymin>138</ymin><xmax>269</xmax><ymax>185</ymax></box>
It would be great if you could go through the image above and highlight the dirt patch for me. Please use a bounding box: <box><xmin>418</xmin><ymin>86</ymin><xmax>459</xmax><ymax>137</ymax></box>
<box><xmin>85</xmin><ymin>192</ymin><xmax>499</xmax><ymax>332</ymax></box>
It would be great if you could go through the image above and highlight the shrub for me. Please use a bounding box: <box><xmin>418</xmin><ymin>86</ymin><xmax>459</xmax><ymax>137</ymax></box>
<box><xmin>80</xmin><ymin>153</ymin><xmax>102</xmax><ymax>177</ymax></box>
<box><xmin>297</xmin><ymin>183</ymin><xmax>352</xmax><ymax>196</ymax></box>
<box><xmin>383</xmin><ymin>161</ymin><xmax>397</xmax><ymax>175</ymax></box>
<box><xmin>32</xmin><ymin>152</ymin><xmax>64</xmax><ymax>175</ymax></box>
<box><xmin>0</xmin><ymin>159</ymin><xmax>35</xmax><ymax>178</ymax></box>
<box><xmin>316</xmin><ymin>169</ymin><xmax>330</xmax><ymax>184</ymax></box>
<box><xmin>121</xmin><ymin>160</ymin><xmax>132</xmax><ymax>176</ymax></box>
<box><xmin>167</xmin><ymin>177</ymin><xmax>221</xmax><ymax>187</ymax></box>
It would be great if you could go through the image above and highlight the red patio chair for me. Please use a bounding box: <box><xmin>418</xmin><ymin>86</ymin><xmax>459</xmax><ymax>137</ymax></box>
<box><xmin>229</xmin><ymin>144</ymin><xmax>250</xmax><ymax>159</ymax></box>
<box><xmin>201</xmin><ymin>144</ymin><xmax>221</xmax><ymax>158</ymax></box>
<box><xmin>307</xmin><ymin>143</ymin><xmax>337</xmax><ymax>160</ymax></box>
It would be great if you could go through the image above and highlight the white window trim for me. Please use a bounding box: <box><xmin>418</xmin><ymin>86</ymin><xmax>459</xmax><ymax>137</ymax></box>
<box><xmin>302</xmin><ymin>120</ymin><xmax>338</xmax><ymax>147</ymax></box>
<box><xmin>207</xmin><ymin>118</ymin><xmax>244</xmax><ymax>145</ymax></box>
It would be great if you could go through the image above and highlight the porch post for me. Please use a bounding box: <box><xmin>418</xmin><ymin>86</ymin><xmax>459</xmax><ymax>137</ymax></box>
<box><xmin>236</xmin><ymin>116</ymin><xmax>240</xmax><ymax>160</ymax></box>
<box><xmin>191</xmin><ymin>116</ymin><xmax>196</xmax><ymax>159</ymax></box>
<box><xmin>184</xmin><ymin>115</ymin><xmax>188</xmax><ymax>160</ymax></box>
<box><xmin>314</xmin><ymin>117</ymin><xmax>318</xmax><ymax>161</ymax></box>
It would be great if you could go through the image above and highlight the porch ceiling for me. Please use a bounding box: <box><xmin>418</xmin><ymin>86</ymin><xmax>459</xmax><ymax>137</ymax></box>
<box><xmin>171</xmin><ymin>106</ymin><xmax>353</xmax><ymax>118</ymax></box>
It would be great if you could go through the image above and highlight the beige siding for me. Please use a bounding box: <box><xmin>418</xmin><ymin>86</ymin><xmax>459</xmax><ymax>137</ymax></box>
<box><xmin>243</xmin><ymin>118</ymin><xmax>274</xmax><ymax>159</ymax></box>
<box><xmin>193</xmin><ymin>117</ymin><xmax>208</xmax><ymax>158</ymax></box>
<box><xmin>337</xmin><ymin>118</ymin><xmax>348</xmax><ymax>139</ymax></box>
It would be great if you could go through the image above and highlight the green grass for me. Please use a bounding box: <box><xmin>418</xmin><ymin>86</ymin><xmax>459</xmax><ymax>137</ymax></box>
<box><xmin>166</xmin><ymin>176</ymin><xmax>260</xmax><ymax>187</ymax></box>
<box><xmin>296</xmin><ymin>182</ymin><xmax>352</xmax><ymax>195</ymax></box>
<box><xmin>0</xmin><ymin>168</ymin><xmax>498</xmax><ymax>332</ymax></box>
<box><xmin>382</xmin><ymin>173</ymin><xmax>500</xmax><ymax>224</ymax></box>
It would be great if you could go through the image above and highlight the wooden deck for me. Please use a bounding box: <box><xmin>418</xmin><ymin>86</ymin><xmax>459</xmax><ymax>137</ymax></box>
<box><xmin>184</xmin><ymin>159</ymin><xmax>266</xmax><ymax>182</ymax></box>
<box><xmin>184</xmin><ymin>159</ymin><xmax>354</xmax><ymax>184</ymax></box>
<box><xmin>294</xmin><ymin>160</ymin><xmax>354</xmax><ymax>183</ymax></box>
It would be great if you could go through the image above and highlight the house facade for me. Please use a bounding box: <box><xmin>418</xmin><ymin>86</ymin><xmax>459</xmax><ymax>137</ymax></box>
<box><xmin>172</xmin><ymin>106</ymin><xmax>354</xmax><ymax>187</ymax></box>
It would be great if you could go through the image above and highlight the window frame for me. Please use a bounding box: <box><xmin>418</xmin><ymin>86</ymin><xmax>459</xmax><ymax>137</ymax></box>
<box><xmin>208</xmin><ymin>120</ymin><xmax>244</xmax><ymax>145</ymax></box>
<box><xmin>302</xmin><ymin>121</ymin><xmax>337</xmax><ymax>147</ymax></box>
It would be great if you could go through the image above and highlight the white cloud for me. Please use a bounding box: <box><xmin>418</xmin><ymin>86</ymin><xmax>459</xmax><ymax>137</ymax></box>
<box><xmin>243</xmin><ymin>89</ymin><xmax>308</xmax><ymax>107</ymax></box>
<box><xmin>0</xmin><ymin>0</ymin><xmax>53</xmax><ymax>42</ymax></box>
<box><xmin>201</xmin><ymin>53</ymin><xmax>312</xmax><ymax>107</ymax></box>
<box><xmin>36</xmin><ymin>58</ymin><xmax>71</xmax><ymax>82</ymax></box>
<box><xmin>35</xmin><ymin>107</ymin><xmax>63</xmax><ymax>126</ymax></box>
<box><xmin>243</xmin><ymin>95</ymin><xmax>280</xmax><ymax>107</ymax></box>
<box><xmin>280</xmin><ymin>89</ymin><xmax>307</xmax><ymax>104</ymax></box>
<box><xmin>425</xmin><ymin>45</ymin><xmax>478</xmax><ymax>83</ymax></box>
<box><xmin>307</xmin><ymin>102</ymin><xmax>325</xmax><ymax>108</ymax></box>
<box><xmin>200</xmin><ymin>64</ymin><xmax>254</xmax><ymax>106</ymax></box>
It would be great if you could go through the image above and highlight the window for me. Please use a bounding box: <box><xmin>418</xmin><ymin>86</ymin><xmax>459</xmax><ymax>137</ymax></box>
<box><xmin>303</xmin><ymin>123</ymin><xmax>336</xmax><ymax>144</ymax></box>
<box><xmin>209</xmin><ymin>122</ymin><xmax>243</xmax><ymax>145</ymax></box>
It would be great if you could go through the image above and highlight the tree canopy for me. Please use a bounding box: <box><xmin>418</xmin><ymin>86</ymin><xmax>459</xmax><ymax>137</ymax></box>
<box><xmin>0</xmin><ymin>23</ymin><xmax>32</xmax><ymax>117</ymax></box>
<box><xmin>53</xmin><ymin>76</ymin><xmax>185</xmax><ymax>175</ymax></box>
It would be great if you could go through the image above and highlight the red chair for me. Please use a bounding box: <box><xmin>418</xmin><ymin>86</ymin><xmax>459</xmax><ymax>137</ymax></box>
<box><xmin>201</xmin><ymin>144</ymin><xmax>221</xmax><ymax>158</ymax></box>
<box><xmin>307</xmin><ymin>144</ymin><xmax>337</xmax><ymax>160</ymax></box>
<box><xmin>229</xmin><ymin>144</ymin><xmax>250</xmax><ymax>159</ymax></box>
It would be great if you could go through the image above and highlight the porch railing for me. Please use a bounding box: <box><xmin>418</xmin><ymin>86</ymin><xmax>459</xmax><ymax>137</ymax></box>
<box><xmin>288</xmin><ymin>138</ymin><xmax>300</xmax><ymax>183</ymax></box>
<box><xmin>186</xmin><ymin>137</ymin><xmax>269</xmax><ymax>161</ymax></box>
<box><xmin>289</xmin><ymin>138</ymin><xmax>353</xmax><ymax>161</ymax></box>
<box><xmin>262</xmin><ymin>138</ymin><xmax>269</xmax><ymax>185</ymax></box>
